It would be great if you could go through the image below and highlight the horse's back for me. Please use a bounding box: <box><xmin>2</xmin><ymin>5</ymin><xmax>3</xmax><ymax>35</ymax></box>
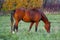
<box><xmin>23</xmin><ymin>9</ymin><xmax>41</xmax><ymax>22</ymax></box>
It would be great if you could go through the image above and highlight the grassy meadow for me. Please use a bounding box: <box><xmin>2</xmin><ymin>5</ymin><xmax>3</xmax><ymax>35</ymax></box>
<box><xmin>0</xmin><ymin>14</ymin><xmax>60</xmax><ymax>40</ymax></box>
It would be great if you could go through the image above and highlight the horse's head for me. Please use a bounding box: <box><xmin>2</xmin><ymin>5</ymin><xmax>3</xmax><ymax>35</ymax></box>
<box><xmin>45</xmin><ymin>22</ymin><xmax>51</xmax><ymax>33</ymax></box>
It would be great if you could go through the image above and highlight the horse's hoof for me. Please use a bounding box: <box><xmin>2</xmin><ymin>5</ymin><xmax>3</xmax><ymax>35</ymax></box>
<box><xmin>16</xmin><ymin>30</ymin><xmax>18</xmax><ymax>33</ymax></box>
<box><xmin>35</xmin><ymin>30</ymin><xmax>37</xmax><ymax>32</ymax></box>
<box><xmin>12</xmin><ymin>31</ymin><xmax>15</xmax><ymax>34</ymax></box>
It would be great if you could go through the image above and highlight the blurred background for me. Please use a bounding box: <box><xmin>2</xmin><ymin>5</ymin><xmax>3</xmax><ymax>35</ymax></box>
<box><xmin>0</xmin><ymin>0</ymin><xmax>60</xmax><ymax>15</ymax></box>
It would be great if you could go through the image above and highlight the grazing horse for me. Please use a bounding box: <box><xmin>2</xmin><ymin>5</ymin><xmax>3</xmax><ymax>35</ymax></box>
<box><xmin>11</xmin><ymin>8</ymin><xmax>50</xmax><ymax>33</ymax></box>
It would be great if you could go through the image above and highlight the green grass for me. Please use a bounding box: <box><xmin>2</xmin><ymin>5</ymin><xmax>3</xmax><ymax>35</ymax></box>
<box><xmin>0</xmin><ymin>14</ymin><xmax>60</xmax><ymax>40</ymax></box>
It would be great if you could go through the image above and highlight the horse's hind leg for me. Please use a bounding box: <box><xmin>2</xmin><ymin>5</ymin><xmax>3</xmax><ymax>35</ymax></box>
<box><xmin>11</xmin><ymin>14</ymin><xmax>14</xmax><ymax>33</ymax></box>
<box><xmin>11</xmin><ymin>20</ymin><xmax>14</xmax><ymax>33</ymax></box>
<box><xmin>13</xmin><ymin>20</ymin><xmax>19</xmax><ymax>33</ymax></box>
<box><xmin>29</xmin><ymin>22</ymin><xmax>34</xmax><ymax>31</ymax></box>
<box><xmin>35</xmin><ymin>22</ymin><xmax>39</xmax><ymax>32</ymax></box>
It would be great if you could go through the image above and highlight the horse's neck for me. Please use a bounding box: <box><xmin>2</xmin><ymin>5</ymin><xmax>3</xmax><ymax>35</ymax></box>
<box><xmin>41</xmin><ymin>13</ymin><xmax>49</xmax><ymax>24</ymax></box>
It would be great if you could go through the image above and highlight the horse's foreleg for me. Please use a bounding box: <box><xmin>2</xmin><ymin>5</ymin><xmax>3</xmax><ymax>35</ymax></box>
<box><xmin>29</xmin><ymin>22</ymin><xmax>34</xmax><ymax>31</ymax></box>
<box><xmin>35</xmin><ymin>22</ymin><xmax>39</xmax><ymax>32</ymax></box>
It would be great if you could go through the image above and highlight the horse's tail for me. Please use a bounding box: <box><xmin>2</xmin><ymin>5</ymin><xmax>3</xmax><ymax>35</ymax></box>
<box><xmin>11</xmin><ymin>10</ymin><xmax>15</xmax><ymax>32</ymax></box>
<box><xmin>11</xmin><ymin>10</ymin><xmax>15</xmax><ymax>23</ymax></box>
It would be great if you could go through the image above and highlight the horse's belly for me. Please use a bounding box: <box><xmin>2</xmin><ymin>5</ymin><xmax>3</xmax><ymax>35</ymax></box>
<box><xmin>23</xmin><ymin>15</ymin><xmax>30</xmax><ymax>22</ymax></box>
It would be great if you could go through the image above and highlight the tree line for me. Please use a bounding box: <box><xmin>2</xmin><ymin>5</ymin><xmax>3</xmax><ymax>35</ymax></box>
<box><xmin>2</xmin><ymin>0</ymin><xmax>43</xmax><ymax>11</ymax></box>
<box><xmin>0</xmin><ymin>0</ymin><xmax>60</xmax><ymax>15</ymax></box>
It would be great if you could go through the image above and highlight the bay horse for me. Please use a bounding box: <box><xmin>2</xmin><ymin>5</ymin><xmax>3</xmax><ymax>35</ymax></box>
<box><xmin>11</xmin><ymin>8</ymin><xmax>50</xmax><ymax>33</ymax></box>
